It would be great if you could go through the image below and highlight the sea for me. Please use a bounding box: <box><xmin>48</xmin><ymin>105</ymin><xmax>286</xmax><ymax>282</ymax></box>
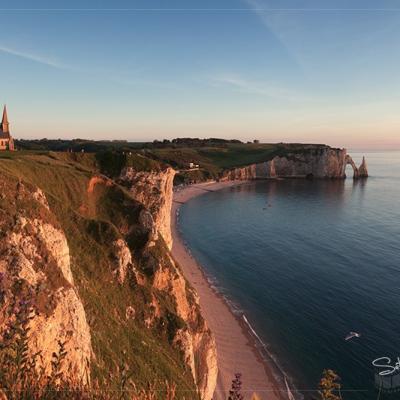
<box><xmin>177</xmin><ymin>151</ymin><xmax>400</xmax><ymax>400</ymax></box>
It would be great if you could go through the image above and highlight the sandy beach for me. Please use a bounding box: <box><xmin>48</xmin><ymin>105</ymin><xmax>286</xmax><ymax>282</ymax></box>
<box><xmin>171</xmin><ymin>181</ymin><xmax>287</xmax><ymax>400</ymax></box>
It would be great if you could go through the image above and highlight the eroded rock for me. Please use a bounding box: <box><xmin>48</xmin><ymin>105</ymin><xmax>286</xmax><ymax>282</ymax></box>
<box><xmin>224</xmin><ymin>148</ymin><xmax>368</xmax><ymax>180</ymax></box>
<box><xmin>112</xmin><ymin>239</ymin><xmax>134</xmax><ymax>284</ymax></box>
<box><xmin>139</xmin><ymin>209</ymin><xmax>159</xmax><ymax>246</ymax></box>
<box><xmin>119</xmin><ymin>167</ymin><xmax>175</xmax><ymax>249</ymax></box>
<box><xmin>358</xmin><ymin>156</ymin><xmax>368</xmax><ymax>178</ymax></box>
<box><xmin>0</xmin><ymin>184</ymin><xmax>92</xmax><ymax>386</ymax></box>
<box><xmin>152</xmin><ymin>253</ymin><xmax>218</xmax><ymax>400</ymax></box>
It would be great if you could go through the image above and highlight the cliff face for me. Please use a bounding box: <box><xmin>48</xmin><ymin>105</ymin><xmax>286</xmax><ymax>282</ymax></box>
<box><xmin>223</xmin><ymin>147</ymin><xmax>368</xmax><ymax>180</ymax></box>
<box><xmin>0</xmin><ymin>180</ymin><xmax>92</xmax><ymax>385</ymax></box>
<box><xmin>151</xmin><ymin>252</ymin><xmax>218</xmax><ymax>400</ymax></box>
<box><xmin>119</xmin><ymin>167</ymin><xmax>175</xmax><ymax>249</ymax></box>
<box><xmin>0</xmin><ymin>152</ymin><xmax>217</xmax><ymax>399</ymax></box>
<box><xmin>86</xmin><ymin>168</ymin><xmax>218</xmax><ymax>398</ymax></box>
<box><xmin>120</xmin><ymin>167</ymin><xmax>218</xmax><ymax>400</ymax></box>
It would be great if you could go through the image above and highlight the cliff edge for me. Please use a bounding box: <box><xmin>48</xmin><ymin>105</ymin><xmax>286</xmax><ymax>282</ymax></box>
<box><xmin>223</xmin><ymin>147</ymin><xmax>368</xmax><ymax>180</ymax></box>
<box><xmin>119</xmin><ymin>166</ymin><xmax>176</xmax><ymax>249</ymax></box>
<box><xmin>118</xmin><ymin>165</ymin><xmax>218</xmax><ymax>399</ymax></box>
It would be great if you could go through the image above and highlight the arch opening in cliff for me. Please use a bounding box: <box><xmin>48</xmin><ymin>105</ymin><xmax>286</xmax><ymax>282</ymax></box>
<box><xmin>344</xmin><ymin>154</ymin><xmax>368</xmax><ymax>179</ymax></box>
<box><xmin>345</xmin><ymin>155</ymin><xmax>359</xmax><ymax>179</ymax></box>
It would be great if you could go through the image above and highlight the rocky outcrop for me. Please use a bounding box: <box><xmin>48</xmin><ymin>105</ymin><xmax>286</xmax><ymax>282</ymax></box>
<box><xmin>358</xmin><ymin>156</ymin><xmax>368</xmax><ymax>178</ymax></box>
<box><xmin>118</xmin><ymin>168</ymin><xmax>219</xmax><ymax>399</ymax></box>
<box><xmin>152</xmin><ymin>253</ymin><xmax>218</xmax><ymax>400</ymax></box>
<box><xmin>223</xmin><ymin>147</ymin><xmax>368</xmax><ymax>180</ymax></box>
<box><xmin>343</xmin><ymin>154</ymin><xmax>368</xmax><ymax>178</ymax></box>
<box><xmin>345</xmin><ymin>155</ymin><xmax>359</xmax><ymax>178</ymax></box>
<box><xmin>0</xmin><ymin>181</ymin><xmax>92</xmax><ymax>385</ymax></box>
<box><xmin>119</xmin><ymin>167</ymin><xmax>176</xmax><ymax>249</ymax></box>
<box><xmin>174</xmin><ymin>327</ymin><xmax>217</xmax><ymax>400</ymax></box>
<box><xmin>112</xmin><ymin>238</ymin><xmax>135</xmax><ymax>284</ymax></box>
<box><xmin>138</xmin><ymin>209</ymin><xmax>159</xmax><ymax>246</ymax></box>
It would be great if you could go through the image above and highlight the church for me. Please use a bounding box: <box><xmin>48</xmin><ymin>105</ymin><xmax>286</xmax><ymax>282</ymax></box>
<box><xmin>0</xmin><ymin>105</ymin><xmax>15</xmax><ymax>151</ymax></box>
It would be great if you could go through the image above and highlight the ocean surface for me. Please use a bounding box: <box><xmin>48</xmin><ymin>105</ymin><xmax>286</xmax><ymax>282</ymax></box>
<box><xmin>178</xmin><ymin>151</ymin><xmax>400</xmax><ymax>400</ymax></box>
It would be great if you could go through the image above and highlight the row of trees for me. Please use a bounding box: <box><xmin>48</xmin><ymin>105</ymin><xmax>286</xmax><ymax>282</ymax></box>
<box><xmin>151</xmin><ymin>138</ymin><xmax>243</xmax><ymax>148</ymax></box>
<box><xmin>15</xmin><ymin>137</ymin><xmax>249</xmax><ymax>152</ymax></box>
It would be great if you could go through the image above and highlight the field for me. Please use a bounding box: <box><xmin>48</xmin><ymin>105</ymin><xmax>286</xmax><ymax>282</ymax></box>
<box><xmin>13</xmin><ymin>140</ymin><xmax>330</xmax><ymax>184</ymax></box>
<box><xmin>147</xmin><ymin>143</ymin><xmax>328</xmax><ymax>183</ymax></box>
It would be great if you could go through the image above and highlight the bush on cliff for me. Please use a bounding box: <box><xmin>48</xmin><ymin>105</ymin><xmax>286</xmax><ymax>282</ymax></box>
<box><xmin>318</xmin><ymin>369</ymin><xmax>341</xmax><ymax>400</ymax></box>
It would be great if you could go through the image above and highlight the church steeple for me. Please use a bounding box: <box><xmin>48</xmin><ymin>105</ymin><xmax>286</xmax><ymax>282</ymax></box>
<box><xmin>1</xmin><ymin>105</ymin><xmax>9</xmax><ymax>133</ymax></box>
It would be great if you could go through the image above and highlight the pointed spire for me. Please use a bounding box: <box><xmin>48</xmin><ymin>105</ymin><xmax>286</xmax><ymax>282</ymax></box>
<box><xmin>1</xmin><ymin>105</ymin><xmax>9</xmax><ymax>133</ymax></box>
<box><xmin>2</xmin><ymin>105</ymin><xmax>8</xmax><ymax>124</ymax></box>
<box><xmin>358</xmin><ymin>156</ymin><xmax>368</xmax><ymax>178</ymax></box>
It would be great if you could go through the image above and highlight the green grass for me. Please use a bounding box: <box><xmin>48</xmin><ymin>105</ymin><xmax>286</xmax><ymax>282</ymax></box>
<box><xmin>95</xmin><ymin>151</ymin><xmax>163</xmax><ymax>177</ymax></box>
<box><xmin>0</xmin><ymin>152</ymin><xmax>198</xmax><ymax>399</ymax></box>
<box><xmin>147</xmin><ymin>142</ymin><xmax>330</xmax><ymax>182</ymax></box>
<box><xmin>6</xmin><ymin>142</ymin><xmax>333</xmax><ymax>184</ymax></box>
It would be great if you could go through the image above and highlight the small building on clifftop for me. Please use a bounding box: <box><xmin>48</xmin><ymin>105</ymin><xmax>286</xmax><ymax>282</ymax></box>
<box><xmin>0</xmin><ymin>105</ymin><xmax>15</xmax><ymax>151</ymax></box>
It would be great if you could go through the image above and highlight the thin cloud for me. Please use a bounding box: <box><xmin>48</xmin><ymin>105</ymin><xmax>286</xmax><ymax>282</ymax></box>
<box><xmin>0</xmin><ymin>45</ymin><xmax>69</xmax><ymax>69</ymax></box>
<box><xmin>211</xmin><ymin>74</ymin><xmax>312</xmax><ymax>102</ymax></box>
<box><xmin>243</xmin><ymin>0</ymin><xmax>306</xmax><ymax>74</ymax></box>
<box><xmin>111</xmin><ymin>76</ymin><xmax>179</xmax><ymax>90</ymax></box>
<box><xmin>0</xmin><ymin>44</ymin><xmax>176</xmax><ymax>89</ymax></box>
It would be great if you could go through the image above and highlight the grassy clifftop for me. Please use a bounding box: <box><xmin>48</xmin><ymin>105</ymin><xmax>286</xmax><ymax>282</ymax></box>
<box><xmin>13</xmin><ymin>140</ymin><xmax>333</xmax><ymax>183</ymax></box>
<box><xmin>0</xmin><ymin>151</ymin><xmax>198</xmax><ymax>398</ymax></box>
<box><xmin>147</xmin><ymin>143</ymin><xmax>331</xmax><ymax>183</ymax></box>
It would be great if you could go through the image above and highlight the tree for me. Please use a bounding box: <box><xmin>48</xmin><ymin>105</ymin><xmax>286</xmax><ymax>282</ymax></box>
<box><xmin>318</xmin><ymin>369</ymin><xmax>342</xmax><ymax>400</ymax></box>
<box><xmin>228</xmin><ymin>373</ymin><xmax>244</xmax><ymax>400</ymax></box>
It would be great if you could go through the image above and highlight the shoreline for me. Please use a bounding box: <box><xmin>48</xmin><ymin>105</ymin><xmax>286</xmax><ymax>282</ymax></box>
<box><xmin>171</xmin><ymin>180</ymin><xmax>291</xmax><ymax>400</ymax></box>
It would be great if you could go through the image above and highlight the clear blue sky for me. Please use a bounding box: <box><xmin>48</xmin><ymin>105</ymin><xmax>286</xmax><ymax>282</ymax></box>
<box><xmin>1</xmin><ymin>0</ymin><xmax>400</xmax><ymax>148</ymax></box>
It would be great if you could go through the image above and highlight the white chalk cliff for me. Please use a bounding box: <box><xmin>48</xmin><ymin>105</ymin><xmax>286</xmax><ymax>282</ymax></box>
<box><xmin>223</xmin><ymin>147</ymin><xmax>368</xmax><ymax>180</ymax></box>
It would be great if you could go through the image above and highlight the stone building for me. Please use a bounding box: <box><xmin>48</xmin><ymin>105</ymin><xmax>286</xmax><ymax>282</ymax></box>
<box><xmin>0</xmin><ymin>105</ymin><xmax>15</xmax><ymax>151</ymax></box>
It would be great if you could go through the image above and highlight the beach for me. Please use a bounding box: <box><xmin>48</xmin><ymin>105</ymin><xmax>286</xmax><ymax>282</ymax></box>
<box><xmin>171</xmin><ymin>181</ymin><xmax>286</xmax><ymax>400</ymax></box>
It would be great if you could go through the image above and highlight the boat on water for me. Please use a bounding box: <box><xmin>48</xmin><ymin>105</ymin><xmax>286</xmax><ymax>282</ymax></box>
<box><xmin>345</xmin><ymin>331</ymin><xmax>361</xmax><ymax>341</ymax></box>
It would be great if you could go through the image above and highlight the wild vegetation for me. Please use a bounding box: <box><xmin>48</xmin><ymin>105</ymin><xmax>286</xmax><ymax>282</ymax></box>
<box><xmin>14</xmin><ymin>139</ymin><xmax>331</xmax><ymax>184</ymax></box>
<box><xmin>318</xmin><ymin>370</ymin><xmax>342</xmax><ymax>400</ymax></box>
<box><xmin>0</xmin><ymin>281</ymin><xmax>345</xmax><ymax>400</ymax></box>
<box><xmin>15</xmin><ymin>138</ymin><xmax>245</xmax><ymax>152</ymax></box>
<box><xmin>227</xmin><ymin>373</ymin><xmax>244</xmax><ymax>400</ymax></box>
<box><xmin>0</xmin><ymin>152</ymin><xmax>199</xmax><ymax>399</ymax></box>
<box><xmin>0</xmin><ymin>297</ymin><xmax>258</xmax><ymax>399</ymax></box>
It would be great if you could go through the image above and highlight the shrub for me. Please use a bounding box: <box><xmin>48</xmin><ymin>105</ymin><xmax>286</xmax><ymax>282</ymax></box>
<box><xmin>318</xmin><ymin>369</ymin><xmax>341</xmax><ymax>400</ymax></box>
<box><xmin>228</xmin><ymin>373</ymin><xmax>244</xmax><ymax>400</ymax></box>
<box><xmin>0</xmin><ymin>296</ymin><xmax>68</xmax><ymax>399</ymax></box>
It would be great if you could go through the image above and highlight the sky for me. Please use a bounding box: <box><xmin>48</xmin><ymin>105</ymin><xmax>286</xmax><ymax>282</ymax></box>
<box><xmin>1</xmin><ymin>0</ymin><xmax>400</xmax><ymax>148</ymax></box>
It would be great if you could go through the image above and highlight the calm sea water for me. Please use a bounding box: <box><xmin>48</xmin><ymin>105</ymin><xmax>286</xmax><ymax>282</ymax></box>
<box><xmin>178</xmin><ymin>152</ymin><xmax>400</xmax><ymax>400</ymax></box>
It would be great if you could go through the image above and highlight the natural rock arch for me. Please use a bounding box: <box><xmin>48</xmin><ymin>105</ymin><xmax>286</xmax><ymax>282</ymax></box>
<box><xmin>345</xmin><ymin>155</ymin><xmax>359</xmax><ymax>178</ymax></box>
<box><xmin>345</xmin><ymin>155</ymin><xmax>368</xmax><ymax>178</ymax></box>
